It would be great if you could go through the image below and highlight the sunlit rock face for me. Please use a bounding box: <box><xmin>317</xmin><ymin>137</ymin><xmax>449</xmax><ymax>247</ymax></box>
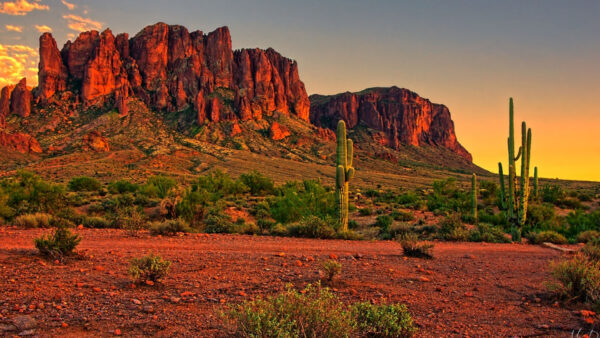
<box><xmin>309</xmin><ymin>87</ymin><xmax>472</xmax><ymax>161</ymax></box>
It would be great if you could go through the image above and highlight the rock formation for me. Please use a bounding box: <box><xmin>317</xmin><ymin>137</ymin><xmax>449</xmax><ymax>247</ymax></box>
<box><xmin>83</xmin><ymin>131</ymin><xmax>109</xmax><ymax>152</ymax></box>
<box><xmin>0</xmin><ymin>131</ymin><xmax>42</xmax><ymax>153</ymax></box>
<box><xmin>9</xmin><ymin>78</ymin><xmax>32</xmax><ymax>118</ymax></box>
<box><xmin>36</xmin><ymin>23</ymin><xmax>310</xmax><ymax>123</ymax></box>
<box><xmin>309</xmin><ymin>87</ymin><xmax>472</xmax><ymax>161</ymax></box>
<box><xmin>0</xmin><ymin>85</ymin><xmax>14</xmax><ymax>126</ymax></box>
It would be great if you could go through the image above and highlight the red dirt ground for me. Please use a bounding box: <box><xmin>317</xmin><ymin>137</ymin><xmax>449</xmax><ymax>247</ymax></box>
<box><xmin>0</xmin><ymin>228</ymin><xmax>592</xmax><ymax>337</ymax></box>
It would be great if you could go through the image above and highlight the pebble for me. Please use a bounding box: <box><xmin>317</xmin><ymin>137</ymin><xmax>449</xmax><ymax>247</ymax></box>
<box><xmin>131</xmin><ymin>299</ymin><xmax>142</xmax><ymax>305</ymax></box>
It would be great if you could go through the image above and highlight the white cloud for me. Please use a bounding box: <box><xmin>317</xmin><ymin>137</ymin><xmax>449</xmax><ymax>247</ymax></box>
<box><xmin>62</xmin><ymin>14</ymin><xmax>102</xmax><ymax>32</ymax></box>
<box><xmin>60</xmin><ymin>0</ymin><xmax>74</xmax><ymax>10</ymax></box>
<box><xmin>0</xmin><ymin>43</ymin><xmax>38</xmax><ymax>88</ymax></box>
<box><xmin>34</xmin><ymin>24</ymin><xmax>51</xmax><ymax>32</ymax></box>
<box><xmin>5</xmin><ymin>24</ymin><xmax>23</xmax><ymax>32</ymax></box>
<box><xmin>0</xmin><ymin>0</ymin><xmax>49</xmax><ymax>16</ymax></box>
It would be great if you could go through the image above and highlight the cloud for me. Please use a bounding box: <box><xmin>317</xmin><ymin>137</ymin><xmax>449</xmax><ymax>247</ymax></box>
<box><xmin>0</xmin><ymin>43</ymin><xmax>38</xmax><ymax>88</ymax></box>
<box><xmin>60</xmin><ymin>0</ymin><xmax>74</xmax><ymax>10</ymax></box>
<box><xmin>5</xmin><ymin>24</ymin><xmax>22</xmax><ymax>32</ymax></box>
<box><xmin>0</xmin><ymin>0</ymin><xmax>49</xmax><ymax>16</ymax></box>
<box><xmin>34</xmin><ymin>24</ymin><xmax>51</xmax><ymax>32</ymax></box>
<box><xmin>62</xmin><ymin>14</ymin><xmax>102</xmax><ymax>32</ymax></box>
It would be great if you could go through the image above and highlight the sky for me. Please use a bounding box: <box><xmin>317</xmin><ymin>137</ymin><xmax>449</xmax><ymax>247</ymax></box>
<box><xmin>1</xmin><ymin>0</ymin><xmax>599</xmax><ymax>181</ymax></box>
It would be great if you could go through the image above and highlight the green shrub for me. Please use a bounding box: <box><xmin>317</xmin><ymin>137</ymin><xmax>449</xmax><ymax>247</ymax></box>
<box><xmin>120</xmin><ymin>208</ymin><xmax>147</xmax><ymax>233</ymax></box>
<box><xmin>375</xmin><ymin>215</ymin><xmax>393</xmax><ymax>232</ymax></box>
<box><xmin>129</xmin><ymin>252</ymin><xmax>172</xmax><ymax>284</ymax></box>
<box><xmin>108</xmin><ymin>180</ymin><xmax>139</xmax><ymax>194</ymax></box>
<box><xmin>427</xmin><ymin>178</ymin><xmax>469</xmax><ymax>214</ymax></box>
<box><xmin>68</xmin><ymin>176</ymin><xmax>101</xmax><ymax>192</ymax></box>
<box><xmin>150</xmin><ymin>219</ymin><xmax>192</xmax><ymax>236</ymax></box>
<box><xmin>438</xmin><ymin>214</ymin><xmax>469</xmax><ymax>241</ymax></box>
<box><xmin>222</xmin><ymin>283</ymin><xmax>355</xmax><ymax>338</ymax></box>
<box><xmin>359</xmin><ymin>207</ymin><xmax>373</xmax><ymax>216</ymax></box>
<box><xmin>352</xmin><ymin>302</ymin><xmax>416</xmax><ymax>338</ymax></box>
<box><xmin>34</xmin><ymin>227</ymin><xmax>81</xmax><ymax>258</ymax></box>
<box><xmin>548</xmin><ymin>255</ymin><xmax>600</xmax><ymax>307</ymax></box>
<box><xmin>583</xmin><ymin>241</ymin><xmax>600</xmax><ymax>262</ymax></box>
<box><xmin>239</xmin><ymin>171</ymin><xmax>274</xmax><ymax>196</ymax></box>
<box><xmin>80</xmin><ymin>216</ymin><xmax>111</xmax><ymax>228</ymax></box>
<box><xmin>2</xmin><ymin>171</ymin><xmax>66</xmax><ymax>215</ymax></box>
<box><xmin>0</xmin><ymin>191</ymin><xmax>15</xmax><ymax>220</ymax></box>
<box><xmin>526</xmin><ymin>203</ymin><xmax>557</xmax><ymax>229</ymax></box>
<box><xmin>565</xmin><ymin>210</ymin><xmax>600</xmax><ymax>239</ymax></box>
<box><xmin>578</xmin><ymin>230</ymin><xmax>600</xmax><ymax>243</ymax></box>
<box><xmin>541</xmin><ymin>185</ymin><xmax>564</xmax><ymax>205</ymax></box>
<box><xmin>469</xmin><ymin>223</ymin><xmax>510</xmax><ymax>243</ymax></box>
<box><xmin>14</xmin><ymin>213</ymin><xmax>53</xmax><ymax>228</ymax></box>
<box><xmin>286</xmin><ymin>216</ymin><xmax>336</xmax><ymax>239</ymax></box>
<box><xmin>391</xmin><ymin>210</ymin><xmax>414</xmax><ymax>222</ymax></box>
<box><xmin>269</xmin><ymin>180</ymin><xmax>335</xmax><ymax>224</ymax></box>
<box><xmin>320</xmin><ymin>260</ymin><xmax>342</xmax><ymax>282</ymax></box>
<box><xmin>398</xmin><ymin>233</ymin><xmax>434</xmax><ymax>259</ymax></box>
<box><xmin>528</xmin><ymin>230</ymin><xmax>568</xmax><ymax>245</ymax></box>
<box><xmin>385</xmin><ymin>222</ymin><xmax>413</xmax><ymax>240</ymax></box>
<box><xmin>270</xmin><ymin>223</ymin><xmax>288</xmax><ymax>236</ymax></box>
<box><xmin>195</xmin><ymin>170</ymin><xmax>248</xmax><ymax>200</ymax></box>
<box><xmin>142</xmin><ymin>175</ymin><xmax>176</xmax><ymax>198</ymax></box>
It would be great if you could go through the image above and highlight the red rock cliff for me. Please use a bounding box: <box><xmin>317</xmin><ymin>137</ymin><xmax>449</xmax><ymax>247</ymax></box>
<box><xmin>36</xmin><ymin>23</ymin><xmax>310</xmax><ymax>123</ymax></box>
<box><xmin>309</xmin><ymin>87</ymin><xmax>472</xmax><ymax>161</ymax></box>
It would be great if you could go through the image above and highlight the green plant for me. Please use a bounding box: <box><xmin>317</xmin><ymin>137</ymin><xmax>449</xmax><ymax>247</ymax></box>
<box><xmin>375</xmin><ymin>215</ymin><xmax>393</xmax><ymax>233</ymax></box>
<box><xmin>468</xmin><ymin>223</ymin><xmax>510</xmax><ymax>243</ymax></box>
<box><xmin>578</xmin><ymin>230</ymin><xmax>600</xmax><ymax>243</ymax></box>
<box><xmin>471</xmin><ymin>173</ymin><xmax>478</xmax><ymax>223</ymax></box>
<box><xmin>528</xmin><ymin>230</ymin><xmax>568</xmax><ymax>245</ymax></box>
<box><xmin>129</xmin><ymin>252</ymin><xmax>172</xmax><ymax>284</ymax></box>
<box><xmin>149</xmin><ymin>219</ymin><xmax>192</xmax><ymax>236</ymax></box>
<box><xmin>438</xmin><ymin>214</ymin><xmax>468</xmax><ymax>241</ymax></box>
<box><xmin>68</xmin><ymin>176</ymin><xmax>101</xmax><ymax>192</ymax></box>
<box><xmin>81</xmin><ymin>216</ymin><xmax>111</xmax><ymax>228</ymax></box>
<box><xmin>500</xmin><ymin>98</ymin><xmax>533</xmax><ymax>241</ymax></box>
<box><xmin>222</xmin><ymin>283</ymin><xmax>355</xmax><ymax>338</ymax></box>
<box><xmin>239</xmin><ymin>171</ymin><xmax>275</xmax><ymax>196</ymax></box>
<box><xmin>335</xmin><ymin>120</ymin><xmax>355</xmax><ymax>232</ymax></box>
<box><xmin>286</xmin><ymin>216</ymin><xmax>336</xmax><ymax>239</ymax></box>
<box><xmin>359</xmin><ymin>207</ymin><xmax>373</xmax><ymax>216</ymax></box>
<box><xmin>391</xmin><ymin>210</ymin><xmax>413</xmax><ymax>222</ymax></box>
<box><xmin>142</xmin><ymin>175</ymin><xmax>176</xmax><ymax>198</ymax></box>
<box><xmin>548</xmin><ymin>255</ymin><xmax>600</xmax><ymax>308</ymax></box>
<box><xmin>2</xmin><ymin>171</ymin><xmax>66</xmax><ymax>215</ymax></box>
<box><xmin>108</xmin><ymin>180</ymin><xmax>139</xmax><ymax>194</ymax></box>
<box><xmin>352</xmin><ymin>302</ymin><xmax>416</xmax><ymax>338</ymax></box>
<box><xmin>269</xmin><ymin>180</ymin><xmax>335</xmax><ymax>225</ymax></box>
<box><xmin>14</xmin><ymin>213</ymin><xmax>53</xmax><ymax>228</ymax></box>
<box><xmin>320</xmin><ymin>259</ymin><xmax>342</xmax><ymax>282</ymax></box>
<box><xmin>533</xmin><ymin>167</ymin><xmax>539</xmax><ymax>199</ymax></box>
<box><xmin>398</xmin><ymin>233</ymin><xmax>434</xmax><ymax>259</ymax></box>
<box><xmin>34</xmin><ymin>227</ymin><xmax>81</xmax><ymax>258</ymax></box>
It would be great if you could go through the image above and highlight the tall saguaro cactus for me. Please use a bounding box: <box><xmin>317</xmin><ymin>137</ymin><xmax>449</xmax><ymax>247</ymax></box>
<box><xmin>498</xmin><ymin>162</ymin><xmax>506</xmax><ymax>209</ymax></box>
<box><xmin>336</xmin><ymin>120</ymin><xmax>355</xmax><ymax>232</ymax></box>
<box><xmin>500</xmin><ymin>98</ymin><xmax>533</xmax><ymax>241</ymax></box>
<box><xmin>471</xmin><ymin>173</ymin><xmax>478</xmax><ymax>223</ymax></box>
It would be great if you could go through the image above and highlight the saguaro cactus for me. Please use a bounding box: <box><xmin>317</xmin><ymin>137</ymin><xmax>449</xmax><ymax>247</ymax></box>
<box><xmin>471</xmin><ymin>173</ymin><xmax>478</xmax><ymax>223</ymax></box>
<box><xmin>498</xmin><ymin>162</ymin><xmax>506</xmax><ymax>209</ymax></box>
<box><xmin>533</xmin><ymin>167</ymin><xmax>539</xmax><ymax>199</ymax></box>
<box><xmin>336</xmin><ymin>120</ymin><xmax>355</xmax><ymax>232</ymax></box>
<box><xmin>501</xmin><ymin>98</ymin><xmax>532</xmax><ymax>241</ymax></box>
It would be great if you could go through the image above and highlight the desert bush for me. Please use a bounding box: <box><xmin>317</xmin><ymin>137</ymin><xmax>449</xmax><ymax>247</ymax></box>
<box><xmin>0</xmin><ymin>191</ymin><xmax>14</xmax><ymax>220</ymax></box>
<box><xmin>150</xmin><ymin>219</ymin><xmax>192</xmax><ymax>236</ymax></box>
<box><xmin>68</xmin><ymin>176</ymin><xmax>101</xmax><ymax>192</ymax></box>
<box><xmin>286</xmin><ymin>215</ymin><xmax>336</xmax><ymax>239</ymax></box>
<box><xmin>548</xmin><ymin>255</ymin><xmax>600</xmax><ymax>308</ymax></box>
<box><xmin>375</xmin><ymin>215</ymin><xmax>393</xmax><ymax>233</ymax></box>
<box><xmin>108</xmin><ymin>180</ymin><xmax>139</xmax><ymax>194</ymax></box>
<box><xmin>222</xmin><ymin>283</ymin><xmax>355</xmax><ymax>338</ymax></box>
<box><xmin>526</xmin><ymin>203</ymin><xmax>557</xmax><ymax>229</ymax></box>
<box><xmin>269</xmin><ymin>180</ymin><xmax>335</xmax><ymax>224</ymax></box>
<box><xmin>391</xmin><ymin>210</ymin><xmax>414</xmax><ymax>222</ymax></box>
<box><xmin>34</xmin><ymin>227</ymin><xmax>81</xmax><ymax>258</ymax></box>
<box><xmin>351</xmin><ymin>302</ymin><xmax>416</xmax><ymax>338</ymax></box>
<box><xmin>129</xmin><ymin>252</ymin><xmax>172</xmax><ymax>284</ymax></box>
<box><xmin>270</xmin><ymin>223</ymin><xmax>288</xmax><ymax>236</ymax></box>
<box><xmin>396</xmin><ymin>191</ymin><xmax>422</xmax><ymax>209</ymax></box>
<box><xmin>582</xmin><ymin>241</ymin><xmax>600</xmax><ymax>262</ymax></box>
<box><xmin>1</xmin><ymin>171</ymin><xmax>66</xmax><ymax>215</ymax></box>
<box><xmin>14</xmin><ymin>213</ymin><xmax>53</xmax><ymax>228</ymax></box>
<box><xmin>438</xmin><ymin>214</ymin><xmax>469</xmax><ymax>241</ymax></box>
<box><xmin>469</xmin><ymin>223</ymin><xmax>510</xmax><ymax>243</ymax></box>
<box><xmin>336</xmin><ymin>230</ymin><xmax>363</xmax><ymax>240</ymax></box>
<box><xmin>578</xmin><ymin>230</ymin><xmax>600</xmax><ymax>243</ymax></box>
<box><xmin>478</xmin><ymin>210</ymin><xmax>507</xmax><ymax>227</ymax></box>
<box><xmin>239</xmin><ymin>171</ymin><xmax>275</xmax><ymax>196</ymax></box>
<box><xmin>81</xmin><ymin>216</ymin><xmax>111</xmax><ymax>229</ymax></box>
<box><xmin>320</xmin><ymin>259</ymin><xmax>342</xmax><ymax>282</ymax></box>
<box><xmin>541</xmin><ymin>184</ymin><xmax>564</xmax><ymax>205</ymax></box>
<box><xmin>195</xmin><ymin>170</ymin><xmax>248</xmax><ymax>200</ymax></box>
<box><xmin>427</xmin><ymin>178</ymin><xmax>469</xmax><ymax>215</ymax></box>
<box><xmin>358</xmin><ymin>207</ymin><xmax>373</xmax><ymax>216</ymax></box>
<box><xmin>141</xmin><ymin>175</ymin><xmax>176</xmax><ymax>198</ymax></box>
<box><xmin>398</xmin><ymin>233</ymin><xmax>434</xmax><ymax>259</ymax></box>
<box><xmin>528</xmin><ymin>230</ymin><xmax>568</xmax><ymax>245</ymax></box>
<box><xmin>565</xmin><ymin>210</ymin><xmax>600</xmax><ymax>239</ymax></box>
<box><xmin>120</xmin><ymin>208</ymin><xmax>147</xmax><ymax>233</ymax></box>
<box><xmin>479</xmin><ymin>180</ymin><xmax>498</xmax><ymax>204</ymax></box>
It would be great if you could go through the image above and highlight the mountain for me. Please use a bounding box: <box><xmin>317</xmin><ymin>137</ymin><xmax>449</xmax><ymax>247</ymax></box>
<box><xmin>309</xmin><ymin>87</ymin><xmax>471</xmax><ymax>161</ymax></box>
<box><xmin>0</xmin><ymin>23</ymin><xmax>484</xmax><ymax>188</ymax></box>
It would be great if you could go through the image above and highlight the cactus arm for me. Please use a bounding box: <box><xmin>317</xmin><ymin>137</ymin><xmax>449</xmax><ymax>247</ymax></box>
<box><xmin>533</xmin><ymin>167</ymin><xmax>538</xmax><ymax>199</ymax></box>
<box><xmin>347</xmin><ymin>139</ymin><xmax>353</xmax><ymax>167</ymax></box>
<box><xmin>498</xmin><ymin>162</ymin><xmax>506</xmax><ymax>209</ymax></box>
<box><xmin>514</xmin><ymin>147</ymin><xmax>522</xmax><ymax>161</ymax></box>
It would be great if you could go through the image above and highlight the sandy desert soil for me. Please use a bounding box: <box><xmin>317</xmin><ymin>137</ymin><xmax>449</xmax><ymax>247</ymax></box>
<box><xmin>0</xmin><ymin>228</ymin><xmax>592</xmax><ymax>337</ymax></box>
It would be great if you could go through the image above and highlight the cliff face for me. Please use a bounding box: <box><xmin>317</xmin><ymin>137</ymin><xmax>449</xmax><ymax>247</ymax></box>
<box><xmin>35</xmin><ymin>23</ymin><xmax>310</xmax><ymax>124</ymax></box>
<box><xmin>309</xmin><ymin>87</ymin><xmax>472</xmax><ymax>161</ymax></box>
